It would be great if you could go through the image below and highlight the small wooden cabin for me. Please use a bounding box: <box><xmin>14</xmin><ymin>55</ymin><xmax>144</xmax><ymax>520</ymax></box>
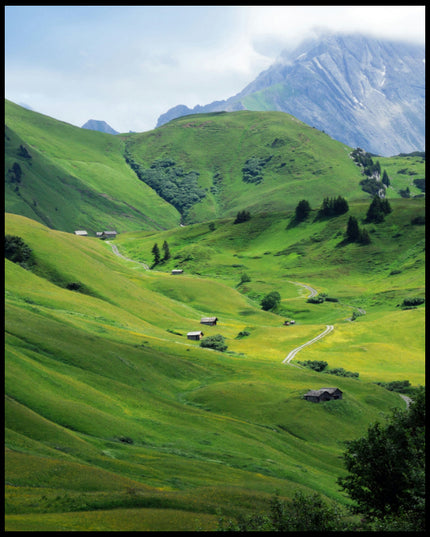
<box><xmin>303</xmin><ymin>387</ymin><xmax>343</xmax><ymax>403</ymax></box>
<box><xmin>97</xmin><ymin>231</ymin><xmax>118</xmax><ymax>239</ymax></box>
<box><xmin>200</xmin><ymin>317</ymin><xmax>218</xmax><ymax>326</ymax></box>
<box><xmin>187</xmin><ymin>331</ymin><xmax>204</xmax><ymax>341</ymax></box>
<box><xmin>172</xmin><ymin>269</ymin><xmax>183</xmax><ymax>275</ymax></box>
<box><xmin>74</xmin><ymin>230</ymin><xmax>88</xmax><ymax>236</ymax></box>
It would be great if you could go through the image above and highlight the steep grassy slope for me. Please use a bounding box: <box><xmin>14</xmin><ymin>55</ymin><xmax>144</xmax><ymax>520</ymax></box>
<box><xmin>5</xmin><ymin>100</ymin><xmax>180</xmax><ymax>233</ymax></box>
<box><xmin>5</xmin><ymin>208</ymin><xmax>424</xmax><ymax>531</ymax></box>
<box><xmin>6</xmin><ymin>100</ymin><xmax>425</xmax><ymax>232</ymax></box>
<box><xmin>124</xmin><ymin>111</ymin><xmax>367</xmax><ymax>223</ymax></box>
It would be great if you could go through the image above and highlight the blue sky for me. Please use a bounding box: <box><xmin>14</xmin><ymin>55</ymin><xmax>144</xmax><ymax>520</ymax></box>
<box><xmin>5</xmin><ymin>5</ymin><xmax>425</xmax><ymax>133</ymax></box>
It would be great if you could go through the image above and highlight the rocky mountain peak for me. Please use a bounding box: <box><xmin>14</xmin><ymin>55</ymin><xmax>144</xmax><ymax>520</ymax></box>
<box><xmin>156</xmin><ymin>33</ymin><xmax>424</xmax><ymax>156</ymax></box>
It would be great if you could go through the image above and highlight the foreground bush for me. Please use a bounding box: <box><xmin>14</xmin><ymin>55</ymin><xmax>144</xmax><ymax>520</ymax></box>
<box><xmin>217</xmin><ymin>491</ymin><xmax>352</xmax><ymax>531</ymax></box>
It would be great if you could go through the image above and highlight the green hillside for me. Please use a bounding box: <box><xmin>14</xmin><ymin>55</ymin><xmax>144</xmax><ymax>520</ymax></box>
<box><xmin>4</xmin><ymin>101</ymin><xmax>425</xmax><ymax>531</ymax></box>
<box><xmin>5</xmin><ymin>100</ymin><xmax>180</xmax><ymax>233</ymax></box>
<box><xmin>5</xmin><ymin>201</ymin><xmax>424</xmax><ymax>530</ymax></box>
<box><xmin>6</xmin><ymin>101</ymin><xmax>425</xmax><ymax>231</ymax></box>
<box><xmin>123</xmin><ymin>111</ymin><xmax>367</xmax><ymax>223</ymax></box>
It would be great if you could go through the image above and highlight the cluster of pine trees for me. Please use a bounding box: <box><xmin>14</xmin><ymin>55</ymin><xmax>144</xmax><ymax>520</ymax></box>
<box><xmin>292</xmin><ymin>193</ymin><xmax>392</xmax><ymax>246</ymax></box>
<box><xmin>151</xmin><ymin>240</ymin><xmax>170</xmax><ymax>267</ymax></box>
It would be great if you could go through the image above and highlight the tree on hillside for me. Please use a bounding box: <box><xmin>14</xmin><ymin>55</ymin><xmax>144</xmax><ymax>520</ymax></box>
<box><xmin>365</xmin><ymin>195</ymin><xmax>392</xmax><ymax>223</ymax></box>
<box><xmin>382</xmin><ymin>170</ymin><xmax>390</xmax><ymax>187</ymax></box>
<box><xmin>318</xmin><ymin>196</ymin><xmax>349</xmax><ymax>218</ymax></box>
<box><xmin>294</xmin><ymin>199</ymin><xmax>311</xmax><ymax>222</ymax></box>
<box><xmin>162</xmin><ymin>240</ymin><xmax>171</xmax><ymax>262</ymax></box>
<box><xmin>5</xmin><ymin>235</ymin><xmax>34</xmax><ymax>268</ymax></box>
<box><xmin>358</xmin><ymin>227</ymin><xmax>371</xmax><ymax>245</ymax></box>
<box><xmin>338</xmin><ymin>388</ymin><xmax>425</xmax><ymax>530</ymax></box>
<box><xmin>234</xmin><ymin>210</ymin><xmax>251</xmax><ymax>224</ymax></box>
<box><xmin>200</xmin><ymin>334</ymin><xmax>227</xmax><ymax>352</ymax></box>
<box><xmin>151</xmin><ymin>243</ymin><xmax>160</xmax><ymax>266</ymax></box>
<box><xmin>345</xmin><ymin>216</ymin><xmax>361</xmax><ymax>242</ymax></box>
<box><xmin>261</xmin><ymin>291</ymin><xmax>281</xmax><ymax>311</ymax></box>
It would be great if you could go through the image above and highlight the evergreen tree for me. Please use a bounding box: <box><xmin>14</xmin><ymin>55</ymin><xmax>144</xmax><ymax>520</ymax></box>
<box><xmin>318</xmin><ymin>196</ymin><xmax>348</xmax><ymax>218</ymax></box>
<box><xmin>294</xmin><ymin>199</ymin><xmax>311</xmax><ymax>222</ymax></box>
<box><xmin>334</xmin><ymin>195</ymin><xmax>349</xmax><ymax>215</ymax></box>
<box><xmin>382</xmin><ymin>170</ymin><xmax>390</xmax><ymax>187</ymax></box>
<box><xmin>346</xmin><ymin>216</ymin><xmax>360</xmax><ymax>242</ymax></box>
<box><xmin>366</xmin><ymin>196</ymin><xmax>384</xmax><ymax>223</ymax></box>
<box><xmin>358</xmin><ymin>227</ymin><xmax>371</xmax><ymax>245</ymax></box>
<box><xmin>366</xmin><ymin>195</ymin><xmax>391</xmax><ymax>223</ymax></box>
<box><xmin>381</xmin><ymin>198</ymin><xmax>392</xmax><ymax>215</ymax></box>
<box><xmin>151</xmin><ymin>243</ymin><xmax>160</xmax><ymax>266</ymax></box>
<box><xmin>162</xmin><ymin>240</ymin><xmax>171</xmax><ymax>262</ymax></box>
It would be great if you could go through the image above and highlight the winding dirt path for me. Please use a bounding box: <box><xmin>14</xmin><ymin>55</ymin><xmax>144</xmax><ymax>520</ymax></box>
<box><xmin>289</xmin><ymin>281</ymin><xmax>318</xmax><ymax>298</ymax></box>
<box><xmin>282</xmin><ymin>325</ymin><xmax>334</xmax><ymax>365</ymax></box>
<box><xmin>107</xmin><ymin>241</ymin><xmax>150</xmax><ymax>270</ymax></box>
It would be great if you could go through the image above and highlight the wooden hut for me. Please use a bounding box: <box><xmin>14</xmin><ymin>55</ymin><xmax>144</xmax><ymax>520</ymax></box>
<box><xmin>187</xmin><ymin>331</ymin><xmax>204</xmax><ymax>341</ymax></box>
<box><xmin>303</xmin><ymin>388</ymin><xmax>343</xmax><ymax>403</ymax></box>
<box><xmin>200</xmin><ymin>317</ymin><xmax>218</xmax><ymax>326</ymax></box>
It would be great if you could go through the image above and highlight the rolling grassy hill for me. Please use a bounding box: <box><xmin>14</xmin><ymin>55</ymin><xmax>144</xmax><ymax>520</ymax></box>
<box><xmin>5</xmin><ymin>198</ymin><xmax>424</xmax><ymax>530</ymax></box>
<box><xmin>4</xmin><ymin>101</ymin><xmax>425</xmax><ymax>530</ymax></box>
<box><xmin>6</xmin><ymin>100</ymin><xmax>424</xmax><ymax>230</ymax></box>
<box><xmin>5</xmin><ymin>100</ymin><xmax>180</xmax><ymax>233</ymax></box>
<box><xmin>123</xmin><ymin>110</ymin><xmax>367</xmax><ymax>223</ymax></box>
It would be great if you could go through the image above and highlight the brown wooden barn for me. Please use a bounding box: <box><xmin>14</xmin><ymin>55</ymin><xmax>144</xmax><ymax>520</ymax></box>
<box><xmin>187</xmin><ymin>331</ymin><xmax>204</xmax><ymax>341</ymax></box>
<box><xmin>200</xmin><ymin>317</ymin><xmax>218</xmax><ymax>326</ymax></box>
<box><xmin>303</xmin><ymin>387</ymin><xmax>343</xmax><ymax>403</ymax></box>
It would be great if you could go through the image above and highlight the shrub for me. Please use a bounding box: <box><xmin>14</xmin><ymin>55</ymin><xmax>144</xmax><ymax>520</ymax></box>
<box><xmin>326</xmin><ymin>367</ymin><xmax>359</xmax><ymax>378</ymax></box>
<box><xmin>236</xmin><ymin>330</ymin><xmax>250</xmax><ymax>339</ymax></box>
<box><xmin>376</xmin><ymin>380</ymin><xmax>411</xmax><ymax>393</ymax></box>
<box><xmin>307</xmin><ymin>296</ymin><xmax>325</xmax><ymax>304</ymax></box>
<box><xmin>234</xmin><ymin>210</ymin><xmax>251</xmax><ymax>224</ymax></box>
<box><xmin>239</xmin><ymin>273</ymin><xmax>251</xmax><ymax>285</ymax></box>
<box><xmin>218</xmin><ymin>490</ymin><xmax>350</xmax><ymax>531</ymax></box>
<box><xmin>298</xmin><ymin>360</ymin><xmax>328</xmax><ymax>372</ymax></box>
<box><xmin>411</xmin><ymin>215</ymin><xmax>425</xmax><ymax>225</ymax></box>
<box><xmin>5</xmin><ymin>235</ymin><xmax>34</xmax><ymax>268</ymax></box>
<box><xmin>200</xmin><ymin>334</ymin><xmax>227</xmax><ymax>352</ymax></box>
<box><xmin>261</xmin><ymin>291</ymin><xmax>281</xmax><ymax>311</ymax></box>
<box><xmin>242</xmin><ymin>155</ymin><xmax>272</xmax><ymax>184</ymax></box>
<box><xmin>401</xmin><ymin>297</ymin><xmax>425</xmax><ymax>309</ymax></box>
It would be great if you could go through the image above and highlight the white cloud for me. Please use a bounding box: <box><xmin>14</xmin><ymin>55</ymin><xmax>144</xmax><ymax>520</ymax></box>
<box><xmin>5</xmin><ymin>5</ymin><xmax>425</xmax><ymax>133</ymax></box>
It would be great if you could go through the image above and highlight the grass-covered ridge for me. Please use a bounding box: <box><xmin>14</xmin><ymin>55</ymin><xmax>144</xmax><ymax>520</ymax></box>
<box><xmin>5</xmin><ymin>199</ymin><xmax>424</xmax><ymax>530</ymax></box>
<box><xmin>5</xmin><ymin>100</ymin><xmax>180</xmax><ymax>233</ymax></box>
<box><xmin>6</xmin><ymin>100</ymin><xmax>425</xmax><ymax>231</ymax></box>
<box><xmin>123</xmin><ymin>110</ymin><xmax>368</xmax><ymax>223</ymax></box>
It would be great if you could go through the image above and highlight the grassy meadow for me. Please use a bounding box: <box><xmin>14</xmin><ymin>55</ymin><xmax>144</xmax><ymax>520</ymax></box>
<box><xmin>5</xmin><ymin>197</ymin><xmax>424</xmax><ymax>530</ymax></box>
<box><xmin>4</xmin><ymin>103</ymin><xmax>425</xmax><ymax>531</ymax></box>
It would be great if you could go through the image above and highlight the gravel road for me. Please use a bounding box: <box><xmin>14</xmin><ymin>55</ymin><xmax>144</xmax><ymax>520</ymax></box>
<box><xmin>107</xmin><ymin>241</ymin><xmax>150</xmax><ymax>270</ymax></box>
<box><xmin>283</xmin><ymin>325</ymin><xmax>334</xmax><ymax>365</ymax></box>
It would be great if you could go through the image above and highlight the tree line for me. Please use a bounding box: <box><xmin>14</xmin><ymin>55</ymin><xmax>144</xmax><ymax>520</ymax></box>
<box><xmin>292</xmin><ymin>194</ymin><xmax>392</xmax><ymax>245</ymax></box>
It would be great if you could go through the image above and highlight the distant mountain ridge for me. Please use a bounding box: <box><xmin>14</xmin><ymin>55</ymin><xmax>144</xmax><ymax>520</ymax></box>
<box><xmin>157</xmin><ymin>33</ymin><xmax>425</xmax><ymax>156</ymax></box>
<box><xmin>81</xmin><ymin>119</ymin><xmax>119</xmax><ymax>135</ymax></box>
